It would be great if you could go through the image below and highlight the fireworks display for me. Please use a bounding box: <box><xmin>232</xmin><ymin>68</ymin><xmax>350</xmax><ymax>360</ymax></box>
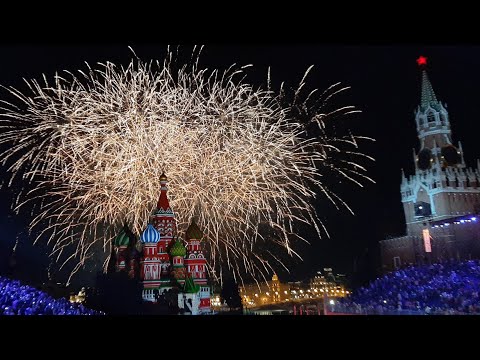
<box><xmin>0</xmin><ymin>46</ymin><xmax>374</xmax><ymax>284</ymax></box>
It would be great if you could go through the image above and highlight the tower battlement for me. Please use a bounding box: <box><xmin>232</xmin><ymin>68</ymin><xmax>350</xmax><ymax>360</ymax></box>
<box><xmin>401</xmin><ymin>164</ymin><xmax>480</xmax><ymax>200</ymax></box>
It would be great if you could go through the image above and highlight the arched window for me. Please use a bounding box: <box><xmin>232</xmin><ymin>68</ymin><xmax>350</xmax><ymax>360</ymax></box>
<box><xmin>427</xmin><ymin>112</ymin><xmax>436</xmax><ymax>123</ymax></box>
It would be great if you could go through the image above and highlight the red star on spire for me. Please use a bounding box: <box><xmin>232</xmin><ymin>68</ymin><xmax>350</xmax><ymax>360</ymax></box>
<box><xmin>416</xmin><ymin>56</ymin><xmax>428</xmax><ymax>67</ymax></box>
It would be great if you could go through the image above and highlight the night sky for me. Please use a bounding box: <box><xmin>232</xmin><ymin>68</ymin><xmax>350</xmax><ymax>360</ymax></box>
<box><xmin>1</xmin><ymin>44</ymin><xmax>480</xmax><ymax>287</ymax></box>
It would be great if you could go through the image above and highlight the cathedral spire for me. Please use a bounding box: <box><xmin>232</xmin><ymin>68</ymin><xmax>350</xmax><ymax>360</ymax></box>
<box><xmin>156</xmin><ymin>173</ymin><xmax>171</xmax><ymax>211</ymax></box>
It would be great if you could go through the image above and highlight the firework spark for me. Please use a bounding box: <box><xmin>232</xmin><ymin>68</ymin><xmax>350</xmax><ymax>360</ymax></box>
<box><xmin>0</xmin><ymin>46</ymin><xmax>374</xmax><ymax>285</ymax></box>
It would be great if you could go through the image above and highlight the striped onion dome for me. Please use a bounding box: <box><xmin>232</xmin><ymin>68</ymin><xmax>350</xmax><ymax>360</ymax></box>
<box><xmin>141</xmin><ymin>224</ymin><xmax>160</xmax><ymax>243</ymax></box>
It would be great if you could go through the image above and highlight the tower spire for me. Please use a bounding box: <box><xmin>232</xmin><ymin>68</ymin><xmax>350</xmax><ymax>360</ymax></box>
<box><xmin>421</xmin><ymin>70</ymin><xmax>439</xmax><ymax>107</ymax></box>
<box><xmin>417</xmin><ymin>56</ymin><xmax>439</xmax><ymax>108</ymax></box>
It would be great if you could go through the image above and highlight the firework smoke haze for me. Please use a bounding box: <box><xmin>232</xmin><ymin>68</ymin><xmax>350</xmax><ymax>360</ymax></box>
<box><xmin>0</xmin><ymin>47</ymin><xmax>374</xmax><ymax>284</ymax></box>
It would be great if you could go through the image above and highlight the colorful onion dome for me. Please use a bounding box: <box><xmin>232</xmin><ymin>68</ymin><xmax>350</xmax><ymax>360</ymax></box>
<box><xmin>114</xmin><ymin>229</ymin><xmax>130</xmax><ymax>247</ymax></box>
<box><xmin>186</xmin><ymin>219</ymin><xmax>203</xmax><ymax>240</ymax></box>
<box><xmin>183</xmin><ymin>276</ymin><xmax>200</xmax><ymax>294</ymax></box>
<box><xmin>170</xmin><ymin>238</ymin><xmax>186</xmax><ymax>257</ymax></box>
<box><xmin>141</xmin><ymin>224</ymin><xmax>160</xmax><ymax>243</ymax></box>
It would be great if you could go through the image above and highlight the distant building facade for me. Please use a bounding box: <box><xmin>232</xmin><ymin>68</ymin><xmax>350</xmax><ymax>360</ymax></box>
<box><xmin>240</xmin><ymin>274</ymin><xmax>289</xmax><ymax>306</ymax></box>
<box><xmin>239</xmin><ymin>269</ymin><xmax>349</xmax><ymax>307</ymax></box>
<box><xmin>380</xmin><ymin>58</ymin><xmax>480</xmax><ymax>272</ymax></box>
<box><xmin>310</xmin><ymin>269</ymin><xmax>349</xmax><ymax>298</ymax></box>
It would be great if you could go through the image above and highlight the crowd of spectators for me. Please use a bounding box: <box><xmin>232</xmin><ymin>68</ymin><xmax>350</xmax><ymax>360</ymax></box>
<box><xmin>337</xmin><ymin>259</ymin><xmax>480</xmax><ymax>315</ymax></box>
<box><xmin>0</xmin><ymin>276</ymin><xmax>102</xmax><ymax>315</ymax></box>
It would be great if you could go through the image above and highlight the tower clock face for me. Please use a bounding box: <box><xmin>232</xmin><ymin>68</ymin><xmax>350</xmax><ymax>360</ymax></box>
<box><xmin>441</xmin><ymin>145</ymin><xmax>460</xmax><ymax>166</ymax></box>
<box><xmin>417</xmin><ymin>148</ymin><xmax>432</xmax><ymax>170</ymax></box>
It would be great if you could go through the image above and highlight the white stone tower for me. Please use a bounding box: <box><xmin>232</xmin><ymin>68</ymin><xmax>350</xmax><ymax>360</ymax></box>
<box><xmin>401</xmin><ymin>56</ymin><xmax>480</xmax><ymax>236</ymax></box>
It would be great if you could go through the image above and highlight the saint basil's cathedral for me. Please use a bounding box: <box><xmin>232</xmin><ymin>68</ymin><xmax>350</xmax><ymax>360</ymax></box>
<box><xmin>110</xmin><ymin>173</ymin><xmax>211</xmax><ymax>315</ymax></box>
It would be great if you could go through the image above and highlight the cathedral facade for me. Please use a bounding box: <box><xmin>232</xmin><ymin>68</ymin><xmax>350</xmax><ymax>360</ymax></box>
<box><xmin>380</xmin><ymin>57</ymin><xmax>480</xmax><ymax>272</ymax></box>
<box><xmin>111</xmin><ymin>173</ymin><xmax>211</xmax><ymax>315</ymax></box>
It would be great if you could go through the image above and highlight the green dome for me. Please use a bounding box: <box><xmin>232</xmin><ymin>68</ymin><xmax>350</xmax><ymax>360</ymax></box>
<box><xmin>183</xmin><ymin>276</ymin><xmax>200</xmax><ymax>294</ymax></box>
<box><xmin>170</xmin><ymin>238</ymin><xmax>186</xmax><ymax>257</ymax></box>
<box><xmin>185</xmin><ymin>220</ymin><xmax>203</xmax><ymax>240</ymax></box>
<box><xmin>114</xmin><ymin>229</ymin><xmax>130</xmax><ymax>247</ymax></box>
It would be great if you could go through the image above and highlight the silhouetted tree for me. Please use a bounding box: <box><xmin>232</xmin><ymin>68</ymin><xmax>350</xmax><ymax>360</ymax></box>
<box><xmin>220</xmin><ymin>277</ymin><xmax>243</xmax><ymax>313</ymax></box>
<box><xmin>157</xmin><ymin>288</ymin><xmax>180</xmax><ymax>314</ymax></box>
<box><xmin>87</xmin><ymin>271</ymin><xmax>143</xmax><ymax>315</ymax></box>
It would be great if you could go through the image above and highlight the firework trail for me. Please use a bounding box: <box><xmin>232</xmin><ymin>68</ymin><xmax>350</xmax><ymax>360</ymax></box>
<box><xmin>0</xmin><ymin>46</ymin><xmax>374</xmax><ymax>285</ymax></box>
